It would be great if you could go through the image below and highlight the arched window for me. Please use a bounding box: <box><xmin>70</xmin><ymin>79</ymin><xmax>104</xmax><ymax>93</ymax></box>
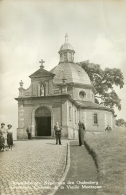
<box><xmin>60</xmin><ymin>53</ymin><xmax>63</xmax><ymax>62</ymax></box>
<box><xmin>64</xmin><ymin>52</ymin><xmax>67</xmax><ymax>62</ymax></box>
<box><xmin>69</xmin><ymin>52</ymin><xmax>72</xmax><ymax>61</ymax></box>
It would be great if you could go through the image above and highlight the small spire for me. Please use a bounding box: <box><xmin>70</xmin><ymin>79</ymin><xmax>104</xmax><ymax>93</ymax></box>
<box><xmin>19</xmin><ymin>80</ymin><xmax>24</xmax><ymax>87</ymax></box>
<box><xmin>65</xmin><ymin>34</ymin><xmax>68</xmax><ymax>42</ymax></box>
<box><xmin>39</xmin><ymin>59</ymin><xmax>45</xmax><ymax>69</ymax></box>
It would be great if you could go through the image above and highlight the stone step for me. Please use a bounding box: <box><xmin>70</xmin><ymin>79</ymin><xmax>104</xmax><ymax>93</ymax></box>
<box><xmin>32</xmin><ymin>136</ymin><xmax>55</xmax><ymax>139</ymax></box>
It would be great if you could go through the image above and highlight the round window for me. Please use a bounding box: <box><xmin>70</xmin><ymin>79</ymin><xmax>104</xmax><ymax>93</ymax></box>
<box><xmin>79</xmin><ymin>91</ymin><xmax>86</xmax><ymax>99</ymax></box>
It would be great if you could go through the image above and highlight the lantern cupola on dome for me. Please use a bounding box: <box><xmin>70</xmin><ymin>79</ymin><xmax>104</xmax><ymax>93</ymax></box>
<box><xmin>59</xmin><ymin>34</ymin><xmax>75</xmax><ymax>63</ymax></box>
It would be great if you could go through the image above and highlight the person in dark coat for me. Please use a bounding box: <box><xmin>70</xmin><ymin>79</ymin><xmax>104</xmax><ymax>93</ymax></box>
<box><xmin>78</xmin><ymin>120</ymin><xmax>86</xmax><ymax>146</ymax></box>
<box><xmin>54</xmin><ymin>122</ymin><xmax>62</xmax><ymax>145</ymax></box>
<box><xmin>0</xmin><ymin>132</ymin><xmax>5</xmax><ymax>151</ymax></box>
<box><xmin>7</xmin><ymin>124</ymin><xmax>13</xmax><ymax>151</ymax></box>
<box><xmin>26</xmin><ymin>126</ymin><xmax>32</xmax><ymax>140</ymax></box>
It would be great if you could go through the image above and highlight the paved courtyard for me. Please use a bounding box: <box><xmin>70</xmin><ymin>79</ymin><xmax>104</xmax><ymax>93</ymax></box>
<box><xmin>0</xmin><ymin>139</ymin><xmax>68</xmax><ymax>195</ymax></box>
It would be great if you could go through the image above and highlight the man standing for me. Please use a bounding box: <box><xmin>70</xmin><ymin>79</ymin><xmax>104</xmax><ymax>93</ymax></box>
<box><xmin>54</xmin><ymin>122</ymin><xmax>62</xmax><ymax>145</ymax></box>
<box><xmin>26</xmin><ymin>126</ymin><xmax>32</xmax><ymax>140</ymax></box>
<box><xmin>78</xmin><ymin>120</ymin><xmax>86</xmax><ymax>146</ymax></box>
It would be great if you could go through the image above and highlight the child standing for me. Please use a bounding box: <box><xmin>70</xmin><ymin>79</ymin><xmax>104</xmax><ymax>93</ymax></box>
<box><xmin>0</xmin><ymin>132</ymin><xmax>5</xmax><ymax>151</ymax></box>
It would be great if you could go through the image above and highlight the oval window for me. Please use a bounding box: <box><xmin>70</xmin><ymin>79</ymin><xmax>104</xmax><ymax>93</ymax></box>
<box><xmin>79</xmin><ymin>91</ymin><xmax>86</xmax><ymax>99</ymax></box>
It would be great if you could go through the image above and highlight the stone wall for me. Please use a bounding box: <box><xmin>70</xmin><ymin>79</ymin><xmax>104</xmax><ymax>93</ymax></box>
<box><xmin>17</xmin><ymin>95</ymin><xmax>115</xmax><ymax>139</ymax></box>
<box><xmin>80</xmin><ymin>109</ymin><xmax>114</xmax><ymax>132</ymax></box>
<box><xmin>72</xmin><ymin>87</ymin><xmax>94</xmax><ymax>102</ymax></box>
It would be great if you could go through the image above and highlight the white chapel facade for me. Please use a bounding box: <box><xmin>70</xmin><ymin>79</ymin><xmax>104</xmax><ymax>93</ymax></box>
<box><xmin>15</xmin><ymin>35</ymin><xmax>116</xmax><ymax>139</ymax></box>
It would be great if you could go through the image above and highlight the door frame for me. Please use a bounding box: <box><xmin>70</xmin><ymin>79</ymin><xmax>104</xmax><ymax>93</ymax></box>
<box><xmin>31</xmin><ymin>105</ymin><xmax>53</xmax><ymax>137</ymax></box>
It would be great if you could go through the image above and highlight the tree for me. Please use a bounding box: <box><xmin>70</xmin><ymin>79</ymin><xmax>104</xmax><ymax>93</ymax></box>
<box><xmin>116</xmin><ymin>119</ymin><xmax>126</xmax><ymax>127</ymax></box>
<box><xmin>79</xmin><ymin>60</ymin><xmax>124</xmax><ymax>110</ymax></box>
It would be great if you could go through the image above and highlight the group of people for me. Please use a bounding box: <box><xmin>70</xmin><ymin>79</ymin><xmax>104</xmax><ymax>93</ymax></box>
<box><xmin>54</xmin><ymin>121</ymin><xmax>113</xmax><ymax>145</ymax></box>
<box><xmin>54</xmin><ymin>120</ymin><xmax>86</xmax><ymax>146</ymax></box>
<box><xmin>0</xmin><ymin>123</ymin><xmax>13</xmax><ymax>151</ymax></box>
<box><xmin>105</xmin><ymin>125</ymin><xmax>112</xmax><ymax>132</ymax></box>
<box><xmin>0</xmin><ymin>120</ymin><xmax>86</xmax><ymax>150</ymax></box>
<box><xmin>0</xmin><ymin>121</ymin><xmax>112</xmax><ymax>151</ymax></box>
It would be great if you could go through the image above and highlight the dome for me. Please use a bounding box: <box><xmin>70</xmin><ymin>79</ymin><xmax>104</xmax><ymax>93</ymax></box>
<box><xmin>60</xmin><ymin>42</ymin><xmax>74</xmax><ymax>51</ymax></box>
<box><xmin>50</xmin><ymin>62</ymin><xmax>92</xmax><ymax>85</ymax></box>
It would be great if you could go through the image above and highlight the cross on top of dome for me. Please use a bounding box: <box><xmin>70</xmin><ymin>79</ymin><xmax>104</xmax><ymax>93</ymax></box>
<box><xmin>65</xmin><ymin>34</ymin><xmax>68</xmax><ymax>42</ymax></box>
<box><xmin>39</xmin><ymin>59</ymin><xmax>45</xmax><ymax>69</ymax></box>
<box><xmin>19</xmin><ymin>80</ymin><xmax>24</xmax><ymax>87</ymax></box>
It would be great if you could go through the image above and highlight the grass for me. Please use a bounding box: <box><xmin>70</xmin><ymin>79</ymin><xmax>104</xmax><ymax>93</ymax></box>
<box><xmin>85</xmin><ymin>129</ymin><xmax>126</xmax><ymax>195</ymax></box>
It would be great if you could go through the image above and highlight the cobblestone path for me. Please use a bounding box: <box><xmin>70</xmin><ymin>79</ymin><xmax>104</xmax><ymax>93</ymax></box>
<box><xmin>0</xmin><ymin>139</ymin><xmax>68</xmax><ymax>195</ymax></box>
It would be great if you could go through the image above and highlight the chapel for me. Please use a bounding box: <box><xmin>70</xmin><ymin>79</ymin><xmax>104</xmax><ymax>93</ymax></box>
<box><xmin>15</xmin><ymin>35</ymin><xmax>115</xmax><ymax>139</ymax></box>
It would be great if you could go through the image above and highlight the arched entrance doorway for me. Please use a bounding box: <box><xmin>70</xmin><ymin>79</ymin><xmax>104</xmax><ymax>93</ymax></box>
<box><xmin>35</xmin><ymin>106</ymin><xmax>51</xmax><ymax>136</ymax></box>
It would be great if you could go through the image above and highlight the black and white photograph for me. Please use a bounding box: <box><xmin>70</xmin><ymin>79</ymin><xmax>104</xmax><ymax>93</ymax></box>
<box><xmin>0</xmin><ymin>0</ymin><xmax>126</xmax><ymax>194</ymax></box>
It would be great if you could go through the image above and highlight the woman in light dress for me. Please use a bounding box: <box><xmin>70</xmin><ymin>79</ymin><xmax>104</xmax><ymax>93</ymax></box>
<box><xmin>0</xmin><ymin>123</ymin><xmax>7</xmax><ymax>151</ymax></box>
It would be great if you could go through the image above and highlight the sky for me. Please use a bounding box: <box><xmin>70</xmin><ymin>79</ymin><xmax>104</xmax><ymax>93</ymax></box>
<box><xmin>0</xmin><ymin>0</ymin><xmax>126</xmax><ymax>139</ymax></box>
